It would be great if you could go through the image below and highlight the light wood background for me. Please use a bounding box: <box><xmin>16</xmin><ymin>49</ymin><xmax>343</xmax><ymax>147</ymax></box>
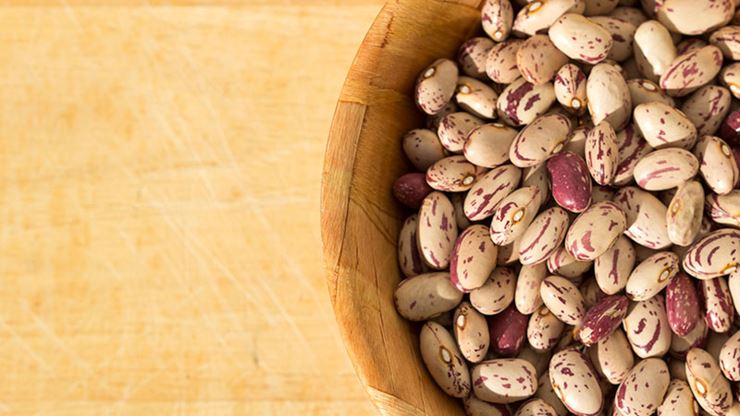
<box><xmin>0</xmin><ymin>1</ymin><xmax>384</xmax><ymax>414</ymax></box>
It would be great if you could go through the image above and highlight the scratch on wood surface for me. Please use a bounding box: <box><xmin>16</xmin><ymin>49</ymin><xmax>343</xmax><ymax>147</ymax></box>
<box><xmin>0</xmin><ymin>319</ymin><xmax>52</xmax><ymax>373</ymax></box>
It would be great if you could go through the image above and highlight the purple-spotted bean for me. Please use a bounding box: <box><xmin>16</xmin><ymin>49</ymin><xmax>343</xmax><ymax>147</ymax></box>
<box><xmin>670</xmin><ymin>317</ymin><xmax>709</xmax><ymax>359</ymax></box>
<box><xmin>471</xmin><ymin>267</ymin><xmax>517</xmax><ymax>315</ymax></box>
<box><xmin>589</xmin><ymin>329</ymin><xmax>635</xmax><ymax>384</ymax></box>
<box><xmin>464</xmin><ymin>164</ymin><xmax>522</xmax><ymax>221</ymax></box>
<box><xmin>565</xmin><ymin>201</ymin><xmax>627</xmax><ymax>261</ymax></box>
<box><xmin>595</xmin><ymin>235</ymin><xmax>636</xmax><ymax>294</ymax></box>
<box><xmin>683</xmin><ymin>228</ymin><xmax>740</xmax><ymax>279</ymax></box>
<box><xmin>420</xmin><ymin>322</ymin><xmax>471</xmax><ymax>398</ymax></box>
<box><xmin>547</xmin><ymin>245</ymin><xmax>593</xmax><ymax>279</ymax></box>
<box><xmin>614</xmin><ymin>187</ymin><xmax>672</xmax><ymax>249</ymax></box>
<box><xmin>656</xmin><ymin>0</ymin><xmax>734</xmax><ymax>35</ymax></box>
<box><xmin>626</xmin><ymin>251</ymin><xmax>679</xmax><ymax>301</ymax></box>
<box><xmin>490</xmin><ymin>187</ymin><xmax>542</xmax><ymax>245</ymax></box>
<box><xmin>627</xmin><ymin>79</ymin><xmax>674</xmax><ymax>108</ymax></box>
<box><xmin>535</xmin><ymin>371</ymin><xmax>569</xmax><ymax>416</ymax></box>
<box><xmin>402</xmin><ymin>128</ymin><xmax>447</xmax><ymax>171</ymax></box>
<box><xmin>549</xmin><ymin>347</ymin><xmax>604</xmax><ymax>416</ymax></box>
<box><xmin>701</xmin><ymin>276</ymin><xmax>735</xmax><ymax>333</ymax></box>
<box><xmin>458</xmin><ymin>37</ymin><xmax>495</xmax><ymax>80</ymax></box>
<box><xmin>667</xmin><ymin>180</ymin><xmax>705</xmax><ymax>247</ymax></box>
<box><xmin>438</xmin><ymin>112</ymin><xmax>485</xmax><ymax>152</ymax></box>
<box><xmin>623</xmin><ymin>295</ymin><xmax>672</xmax><ymax>357</ymax></box>
<box><xmin>614</xmin><ymin>124</ymin><xmax>652</xmax><ymax>186</ymax></box>
<box><xmin>711</xmin><ymin>25</ymin><xmax>740</xmax><ymax>60</ymax></box>
<box><xmin>482</xmin><ymin>0</ymin><xmax>515</xmax><ymax>42</ymax></box>
<box><xmin>586</xmin><ymin>121</ymin><xmax>619</xmax><ymax>185</ymax></box>
<box><xmin>450</xmin><ymin>225</ymin><xmax>498</xmax><ymax>292</ymax></box>
<box><xmin>615</xmin><ymin>358</ymin><xmax>670</xmax><ymax>416</ymax></box>
<box><xmin>731</xmin><ymin>270</ymin><xmax>740</xmax><ymax>315</ymax></box>
<box><xmin>579</xmin><ymin>294</ymin><xmax>629</xmax><ymax>346</ymax></box>
<box><xmin>633</xmin><ymin>20</ymin><xmax>677</xmax><ymax>80</ymax></box>
<box><xmin>415</xmin><ymin>59</ymin><xmax>459</xmax><ymax>115</ymax></box>
<box><xmin>497</xmin><ymin>78</ymin><xmax>556</xmax><ymax>126</ymax></box>
<box><xmin>394</xmin><ymin>272</ymin><xmax>463</xmax><ymax>321</ymax></box>
<box><xmin>519</xmin><ymin>207</ymin><xmax>571</xmax><ymax>265</ymax></box>
<box><xmin>549</xmin><ymin>14</ymin><xmax>613</xmax><ymax>64</ymax></box>
<box><xmin>464</xmin><ymin>397</ymin><xmax>511</xmax><ymax>416</ymax></box>
<box><xmin>685</xmin><ymin>347</ymin><xmax>735</xmax><ymax>415</ymax></box>
<box><xmin>454</xmin><ymin>301</ymin><xmax>490</xmax><ymax>363</ymax></box>
<box><xmin>590</xmin><ymin>16</ymin><xmax>636</xmax><ymax>62</ymax></box>
<box><xmin>633</xmin><ymin>102</ymin><xmax>698</xmax><ymax>149</ymax></box>
<box><xmin>681</xmin><ymin>86</ymin><xmax>732</xmax><ymax>137</ymax></box>
<box><xmin>554</xmin><ymin>63</ymin><xmax>588</xmax><ymax>114</ymax></box>
<box><xmin>719</xmin><ymin>331</ymin><xmax>740</xmax><ymax>381</ymax></box>
<box><xmin>660</xmin><ymin>45</ymin><xmax>724</xmax><ymax>97</ymax></box>
<box><xmin>516</xmin><ymin>35</ymin><xmax>569</xmax><ymax>85</ymax></box>
<box><xmin>666</xmin><ymin>272</ymin><xmax>702</xmax><ymax>336</ymax></box>
<box><xmin>464</xmin><ymin>123</ymin><xmax>518</xmax><ymax>168</ymax></box>
<box><xmin>472</xmin><ymin>358</ymin><xmax>538</xmax><ymax>403</ymax></box>
<box><xmin>527</xmin><ymin>306</ymin><xmax>566</xmax><ymax>352</ymax></box>
<box><xmin>586</xmin><ymin>62</ymin><xmax>632</xmax><ymax>130</ymax></box>
<box><xmin>540</xmin><ymin>275</ymin><xmax>586</xmax><ymax>325</ymax></box>
<box><xmin>393</xmin><ymin>173</ymin><xmax>433</xmax><ymax>209</ymax></box>
<box><xmin>677</xmin><ymin>38</ymin><xmax>709</xmax><ymax>55</ymax></box>
<box><xmin>398</xmin><ymin>214</ymin><xmax>427</xmax><ymax>278</ymax></box>
<box><xmin>509</xmin><ymin>113</ymin><xmax>571</xmax><ymax>168</ymax></box>
<box><xmin>515</xmin><ymin>263</ymin><xmax>548</xmax><ymax>315</ymax></box>
<box><xmin>696</xmin><ymin>135</ymin><xmax>739</xmax><ymax>195</ymax></box>
<box><xmin>658</xmin><ymin>379</ymin><xmax>700</xmax><ymax>416</ymax></box>
<box><xmin>707</xmin><ymin>190</ymin><xmax>740</xmax><ymax>228</ymax></box>
<box><xmin>633</xmin><ymin>148</ymin><xmax>699</xmax><ymax>191</ymax></box>
<box><xmin>522</xmin><ymin>163</ymin><xmax>551</xmax><ymax>206</ymax></box>
<box><xmin>547</xmin><ymin>151</ymin><xmax>593</xmax><ymax>213</ymax></box>
<box><xmin>426</xmin><ymin>101</ymin><xmax>459</xmax><ymax>131</ymax></box>
<box><xmin>418</xmin><ymin>192</ymin><xmax>458</xmax><ymax>269</ymax></box>
<box><xmin>512</xmin><ymin>0</ymin><xmax>583</xmax><ymax>37</ymax></box>
<box><xmin>426</xmin><ymin>155</ymin><xmax>479</xmax><ymax>192</ymax></box>
<box><xmin>456</xmin><ymin>77</ymin><xmax>499</xmax><ymax>119</ymax></box>
<box><xmin>486</xmin><ymin>40</ymin><xmax>523</xmax><ymax>84</ymax></box>
<box><xmin>515</xmin><ymin>399</ymin><xmax>559</xmax><ymax>416</ymax></box>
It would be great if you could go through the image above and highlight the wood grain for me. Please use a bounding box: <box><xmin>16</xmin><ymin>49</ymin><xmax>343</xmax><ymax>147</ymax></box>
<box><xmin>0</xmin><ymin>2</ymin><xmax>382</xmax><ymax>415</ymax></box>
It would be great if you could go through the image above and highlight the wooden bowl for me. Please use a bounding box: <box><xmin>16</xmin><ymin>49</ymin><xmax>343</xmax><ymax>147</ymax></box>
<box><xmin>321</xmin><ymin>1</ymin><xmax>484</xmax><ymax>414</ymax></box>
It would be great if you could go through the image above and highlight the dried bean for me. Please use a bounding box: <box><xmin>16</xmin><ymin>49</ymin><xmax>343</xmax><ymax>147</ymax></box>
<box><xmin>394</xmin><ymin>272</ymin><xmax>463</xmax><ymax>321</ymax></box>
<box><xmin>518</xmin><ymin>207</ymin><xmax>571</xmax><ymax>265</ymax></box>
<box><xmin>472</xmin><ymin>358</ymin><xmax>538</xmax><ymax>403</ymax></box>
<box><xmin>547</xmin><ymin>151</ymin><xmax>593</xmax><ymax>213</ymax></box>
<box><xmin>666</xmin><ymin>272</ymin><xmax>702</xmax><ymax>336</ymax></box>
<box><xmin>420</xmin><ymin>322</ymin><xmax>471</xmax><ymax>398</ymax></box>
<box><xmin>595</xmin><ymin>235</ymin><xmax>636</xmax><ymax>294</ymax></box>
<box><xmin>416</xmin><ymin>59</ymin><xmax>459</xmax><ymax>115</ymax></box>
<box><xmin>540</xmin><ymin>275</ymin><xmax>587</xmax><ymax>325</ymax></box>
<box><xmin>471</xmin><ymin>267</ymin><xmax>517</xmax><ymax>315</ymax></box>
<box><xmin>623</xmin><ymin>295</ymin><xmax>672</xmax><ymax>357</ymax></box>
<box><xmin>565</xmin><ymin>201</ymin><xmax>627</xmax><ymax>261</ymax></box>
<box><xmin>402</xmin><ymin>128</ymin><xmax>447</xmax><ymax>171</ymax></box>
<box><xmin>450</xmin><ymin>224</ymin><xmax>499</xmax><ymax>292</ymax></box>
<box><xmin>549</xmin><ymin>347</ymin><xmax>604</xmax><ymax>415</ymax></box>
<box><xmin>464</xmin><ymin>123</ymin><xmax>518</xmax><ymax>168</ymax></box>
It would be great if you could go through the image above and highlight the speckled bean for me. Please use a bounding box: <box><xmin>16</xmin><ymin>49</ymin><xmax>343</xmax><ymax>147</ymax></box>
<box><xmin>464</xmin><ymin>164</ymin><xmax>522</xmax><ymax>221</ymax></box>
<box><xmin>393</xmin><ymin>172</ymin><xmax>433</xmax><ymax>209</ymax></box>
<box><xmin>666</xmin><ymin>272</ymin><xmax>702</xmax><ymax>336</ymax></box>
<box><xmin>450</xmin><ymin>225</ymin><xmax>499</xmax><ymax>292</ymax></box>
<box><xmin>519</xmin><ymin>207</ymin><xmax>571</xmax><ymax>265</ymax></box>
<box><xmin>595</xmin><ymin>235</ymin><xmax>636</xmax><ymax>294</ymax></box>
<box><xmin>416</xmin><ymin>59</ymin><xmax>459</xmax><ymax>115</ymax></box>
<box><xmin>420</xmin><ymin>322</ymin><xmax>471</xmax><ymax>398</ymax></box>
<box><xmin>657</xmin><ymin>379</ymin><xmax>700</xmax><ymax>416</ymax></box>
<box><xmin>660</xmin><ymin>45</ymin><xmax>724</xmax><ymax>97</ymax></box>
<box><xmin>590</xmin><ymin>16</ymin><xmax>636</xmax><ymax>62</ymax></box>
<box><xmin>701</xmin><ymin>276</ymin><xmax>735</xmax><ymax>333</ymax></box>
<box><xmin>398</xmin><ymin>214</ymin><xmax>427</xmax><ymax>278</ymax></box>
<box><xmin>547</xmin><ymin>151</ymin><xmax>593</xmax><ymax>213</ymax></box>
<box><xmin>471</xmin><ymin>267</ymin><xmax>517</xmax><ymax>315</ymax></box>
<box><xmin>516</xmin><ymin>35</ymin><xmax>569</xmax><ymax>85</ymax></box>
<box><xmin>656</xmin><ymin>0</ymin><xmax>734</xmax><ymax>35</ymax></box>
<box><xmin>710</xmin><ymin>25</ymin><xmax>740</xmax><ymax>60</ymax></box>
<box><xmin>426</xmin><ymin>101</ymin><xmax>459</xmax><ymax>131</ymax></box>
<box><xmin>549</xmin><ymin>347</ymin><xmax>604</xmax><ymax>416</ymax></box>
<box><xmin>695</xmin><ymin>135</ymin><xmax>739</xmax><ymax>195</ymax></box>
<box><xmin>540</xmin><ymin>275</ymin><xmax>586</xmax><ymax>325</ymax></box>
<box><xmin>622</xmin><ymin>295</ymin><xmax>672</xmax><ymax>357</ymax></box>
<box><xmin>438</xmin><ymin>112</ymin><xmax>485</xmax><ymax>152</ymax></box>
<box><xmin>685</xmin><ymin>347</ymin><xmax>734</xmax><ymax>415</ymax></box>
<box><xmin>615</xmin><ymin>186</ymin><xmax>672</xmax><ymax>249</ymax></box>
<box><xmin>547</xmin><ymin>245</ymin><xmax>593</xmax><ymax>279</ymax></box>
<box><xmin>464</xmin><ymin>123</ymin><xmax>518</xmax><ymax>168</ymax></box>
<box><xmin>615</xmin><ymin>124</ymin><xmax>652</xmax><ymax>186</ymax></box>
<box><xmin>488</xmin><ymin>305</ymin><xmax>529</xmax><ymax>357</ymax></box>
<box><xmin>458</xmin><ymin>37</ymin><xmax>495</xmax><ymax>80</ymax></box>
<box><xmin>666</xmin><ymin>180</ymin><xmax>705</xmax><ymax>247</ymax></box>
<box><xmin>490</xmin><ymin>187</ymin><xmax>542</xmax><ymax>246</ymax></box>
<box><xmin>589</xmin><ymin>329</ymin><xmax>635</xmax><ymax>385</ymax></box>
<box><xmin>615</xmin><ymin>358</ymin><xmax>670</xmax><ymax>416</ymax></box>
<box><xmin>522</xmin><ymin>163</ymin><xmax>551</xmax><ymax>207</ymax></box>
<box><xmin>683</xmin><ymin>228</ymin><xmax>740</xmax><ymax>279</ymax></box>
<box><xmin>418</xmin><ymin>192</ymin><xmax>458</xmax><ymax>269</ymax></box>
<box><xmin>402</xmin><ymin>128</ymin><xmax>447</xmax><ymax>171</ymax></box>
<box><xmin>515</xmin><ymin>399</ymin><xmax>559</xmax><ymax>416</ymax></box>
<box><xmin>626</xmin><ymin>251</ymin><xmax>679</xmax><ymax>301</ymax></box>
<box><xmin>677</xmin><ymin>38</ymin><xmax>709</xmax><ymax>55</ymax></box>
<box><xmin>515</xmin><ymin>263</ymin><xmax>548</xmax><ymax>315</ymax></box>
<box><xmin>472</xmin><ymin>358</ymin><xmax>538</xmax><ymax>403</ymax></box>
<box><xmin>565</xmin><ymin>201</ymin><xmax>627</xmax><ymax>261</ymax></box>
<box><xmin>633</xmin><ymin>20</ymin><xmax>677</xmax><ymax>80</ymax></box>
<box><xmin>535</xmin><ymin>372</ymin><xmax>569</xmax><ymax>416</ymax></box>
<box><xmin>707</xmin><ymin>190</ymin><xmax>740</xmax><ymax>228</ymax></box>
<box><xmin>681</xmin><ymin>85</ymin><xmax>732</xmax><ymax>137</ymax></box>
<box><xmin>497</xmin><ymin>78</ymin><xmax>556</xmax><ymax>126</ymax></box>
<box><xmin>554</xmin><ymin>63</ymin><xmax>588</xmax><ymax>114</ymax></box>
<box><xmin>549</xmin><ymin>14</ymin><xmax>613</xmax><ymax>64</ymax></box>
<box><xmin>394</xmin><ymin>272</ymin><xmax>463</xmax><ymax>321</ymax></box>
<box><xmin>509</xmin><ymin>113</ymin><xmax>571</xmax><ymax>168</ymax></box>
<box><xmin>633</xmin><ymin>148</ymin><xmax>699</xmax><ymax>191</ymax></box>
<box><xmin>731</xmin><ymin>271</ymin><xmax>740</xmax><ymax>315</ymax></box>
<box><xmin>512</xmin><ymin>0</ymin><xmax>583</xmax><ymax>37</ymax></box>
<box><xmin>586</xmin><ymin>121</ymin><xmax>619</xmax><ymax>185</ymax></box>
<box><xmin>426</xmin><ymin>155</ymin><xmax>479</xmax><ymax>192</ymax></box>
<box><xmin>633</xmin><ymin>102</ymin><xmax>698</xmax><ymax>149</ymax></box>
<box><xmin>482</xmin><ymin>0</ymin><xmax>515</xmax><ymax>42</ymax></box>
<box><xmin>579</xmin><ymin>294</ymin><xmax>630</xmax><ymax>346</ymax></box>
<box><xmin>587</xmin><ymin>62</ymin><xmax>632</xmax><ymax>130</ymax></box>
<box><xmin>486</xmin><ymin>40</ymin><xmax>523</xmax><ymax>84</ymax></box>
<box><xmin>454</xmin><ymin>302</ymin><xmax>490</xmax><ymax>363</ymax></box>
<box><xmin>456</xmin><ymin>77</ymin><xmax>499</xmax><ymax>119</ymax></box>
<box><xmin>719</xmin><ymin>331</ymin><xmax>740</xmax><ymax>381</ymax></box>
<box><xmin>527</xmin><ymin>305</ymin><xmax>566</xmax><ymax>352</ymax></box>
<box><xmin>627</xmin><ymin>79</ymin><xmax>674</xmax><ymax>108</ymax></box>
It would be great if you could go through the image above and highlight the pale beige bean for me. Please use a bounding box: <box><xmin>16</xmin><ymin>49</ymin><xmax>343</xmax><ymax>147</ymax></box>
<box><xmin>512</xmin><ymin>0</ymin><xmax>583</xmax><ymax>37</ymax></box>
<box><xmin>464</xmin><ymin>123</ymin><xmax>518</xmax><ymax>168</ymax></box>
<box><xmin>566</xmin><ymin>201</ymin><xmax>627</xmax><ymax>261</ymax></box>
<box><xmin>681</xmin><ymin>85</ymin><xmax>732</xmax><ymax>137</ymax></box>
<box><xmin>437</xmin><ymin>111</ymin><xmax>484</xmax><ymax>152</ymax></box>
<box><xmin>547</xmin><ymin>245</ymin><xmax>593</xmax><ymax>279</ymax></box>
<box><xmin>486</xmin><ymin>40</ymin><xmax>523</xmax><ymax>84</ymax></box>
<box><xmin>626</xmin><ymin>251</ymin><xmax>679</xmax><ymax>300</ymax></box>
<box><xmin>658</xmin><ymin>380</ymin><xmax>700</xmax><ymax>416</ymax></box>
<box><xmin>540</xmin><ymin>275</ymin><xmax>586</xmax><ymax>325</ymax></box>
<box><xmin>482</xmin><ymin>0</ymin><xmax>515</xmax><ymax>42</ymax></box>
<box><xmin>519</xmin><ymin>207</ymin><xmax>571</xmax><ymax>265</ymax></box>
<box><xmin>472</xmin><ymin>358</ymin><xmax>538</xmax><ymax>403</ymax></box>
<box><xmin>490</xmin><ymin>187</ymin><xmax>542</xmax><ymax>246</ymax></box>
<box><xmin>615</xmin><ymin>124</ymin><xmax>652</xmax><ymax>186</ymax></box>
<box><xmin>667</xmin><ymin>180</ymin><xmax>705</xmax><ymax>246</ymax></box>
<box><xmin>464</xmin><ymin>164</ymin><xmax>522</xmax><ymax>221</ymax></box>
<box><xmin>398</xmin><ymin>214</ymin><xmax>427</xmax><ymax>278</ymax></box>
<box><xmin>515</xmin><ymin>399</ymin><xmax>559</xmax><ymax>416</ymax></box>
<box><xmin>656</xmin><ymin>0</ymin><xmax>733</xmax><ymax>35</ymax></box>
<box><xmin>563</xmin><ymin>126</ymin><xmax>588</xmax><ymax>158</ymax></box>
<box><xmin>554</xmin><ymin>63</ymin><xmax>588</xmax><ymax>114</ymax></box>
<box><xmin>633</xmin><ymin>148</ymin><xmax>699</xmax><ymax>191</ymax></box>
<box><xmin>706</xmin><ymin>190</ymin><xmax>740</xmax><ymax>228</ymax></box>
<box><xmin>515</xmin><ymin>263</ymin><xmax>548</xmax><ymax>315</ymax></box>
<box><xmin>701</xmin><ymin>276</ymin><xmax>735</xmax><ymax>333</ymax></box>
<box><xmin>633</xmin><ymin>20</ymin><xmax>677</xmax><ymax>80</ymax></box>
<box><xmin>464</xmin><ymin>397</ymin><xmax>511</xmax><ymax>416</ymax></box>
<box><xmin>610</xmin><ymin>6</ymin><xmax>649</xmax><ymax>27</ymax></box>
<box><xmin>516</xmin><ymin>34</ymin><xmax>569</xmax><ymax>85</ymax></box>
<box><xmin>595</xmin><ymin>235</ymin><xmax>636</xmax><ymax>294</ymax></box>
<box><xmin>470</xmin><ymin>267</ymin><xmax>517</xmax><ymax>315</ymax></box>
<box><xmin>509</xmin><ymin>113</ymin><xmax>571</xmax><ymax>168</ymax></box>
<box><xmin>402</xmin><ymin>129</ymin><xmax>447</xmax><ymax>171</ymax></box>
<box><xmin>623</xmin><ymin>295</ymin><xmax>672</xmax><ymax>357</ymax></box>
<box><xmin>720</xmin><ymin>331</ymin><xmax>740</xmax><ymax>381</ymax></box>
<box><xmin>722</xmin><ymin>62</ymin><xmax>740</xmax><ymax>98</ymax></box>
<box><xmin>549</xmin><ymin>348</ymin><xmax>604</xmax><ymax>415</ymax></box>
<box><xmin>394</xmin><ymin>273</ymin><xmax>463</xmax><ymax>321</ymax></box>
<box><xmin>695</xmin><ymin>135</ymin><xmax>739</xmax><ymax>195</ymax></box>
<box><xmin>585</xmin><ymin>121</ymin><xmax>619</xmax><ymax>185</ymax></box>
<box><xmin>591</xmin><ymin>16</ymin><xmax>637</xmax><ymax>62</ymax></box>
<box><xmin>416</xmin><ymin>58</ymin><xmax>459</xmax><ymax>115</ymax></box>
<box><xmin>497</xmin><ymin>78</ymin><xmax>556</xmax><ymax>126</ymax></box>
<box><xmin>454</xmin><ymin>302</ymin><xmax>490</xmax><ymax>363</ymax></box>
<box><xmin>633</xmin><ymin>102</ymin><xmax>698</xmax><ymax>149</ymax></box>
<box><xmin>686</xmin><ymin>348</ymin><xmax>735</xmax><ymax>415</ymax></box>
<box><xmin>450</xmin><ymin>225</ymin><xmax>498</xmax><ymax>292</ymax></box>
<box><xmin>710</xmin><ymin>25</ymin><xmax>740</xmax><ymax>60</ymax></box>
<box><xmin>589</xmin><ymin>328</ymin><xmax>635</xmax><ymax>384</ymax></box>
<box><xmin>426</xmin><ymin>155</ymin><xmax>479</xmax><ymax>192</ymax></box>
<box><xmin>660</xmin><ymin>45</ymin><xmax>724</xmax><ymax>97</ymax></box>
<box><xmin>522</xmin><ymin>163</ymin><xmax>551</xmax><ymax>206</ymax></box>
<box><xmin>627</xmin><ymin>78</ymin><xmax>674</xmax><ymax>108</ymax></box>
<box><xmin>615</xmin><ymin>358</ymin><xmax>671</xmax><ymax>416</ymax></box>
<box><xmin>615</xmin><ymin>186</ymin><xmax>672</xmax><ymax>249</ymax></box>
<box><xmin>420</xmin><ymin>322</ymin><xmax>471</xmax><ymax>398</ymax></box>
<box><xmin>527</xmin><ymin>306</ymin><xmax>566</xmax><ymax>352</ymax></box>
<box><xmin>683</xmin><ymin>228</ymin><xmax>740</xmax><ymax>279</ymax></box>
<box><xmin>587</xmin><ymin>62</ymin><xmax>632</xmax><ymax>130</ymax></box>
<box><xmin>455</xmin><ymin>77</ymin><xmax>499</xmax><ymax>119</ymax></box>
<box><xmin>670</xmin><ymin>318</ymin><xmax>708</xmax><ymax>362</ymax></box>
<box><xmin>549</xmin><ymin>14</ymin><xmax>613</xmax><ymax>64</ymax></box>
<box><xmin>458</xmin><ymin>37</ymin><xmax>495</xmax><ymax>80</ymax></box>
<box><xmin>418</xmin><ymin>192</ymin><xmax>458</xmax><ymax>269</ymax></box>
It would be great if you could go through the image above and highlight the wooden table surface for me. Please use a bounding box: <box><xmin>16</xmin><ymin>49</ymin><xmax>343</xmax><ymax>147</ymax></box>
<box><xmin>0</xmin><ymin>1</ymin><xmax>384</xmax><ymax>414</ymax></box>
